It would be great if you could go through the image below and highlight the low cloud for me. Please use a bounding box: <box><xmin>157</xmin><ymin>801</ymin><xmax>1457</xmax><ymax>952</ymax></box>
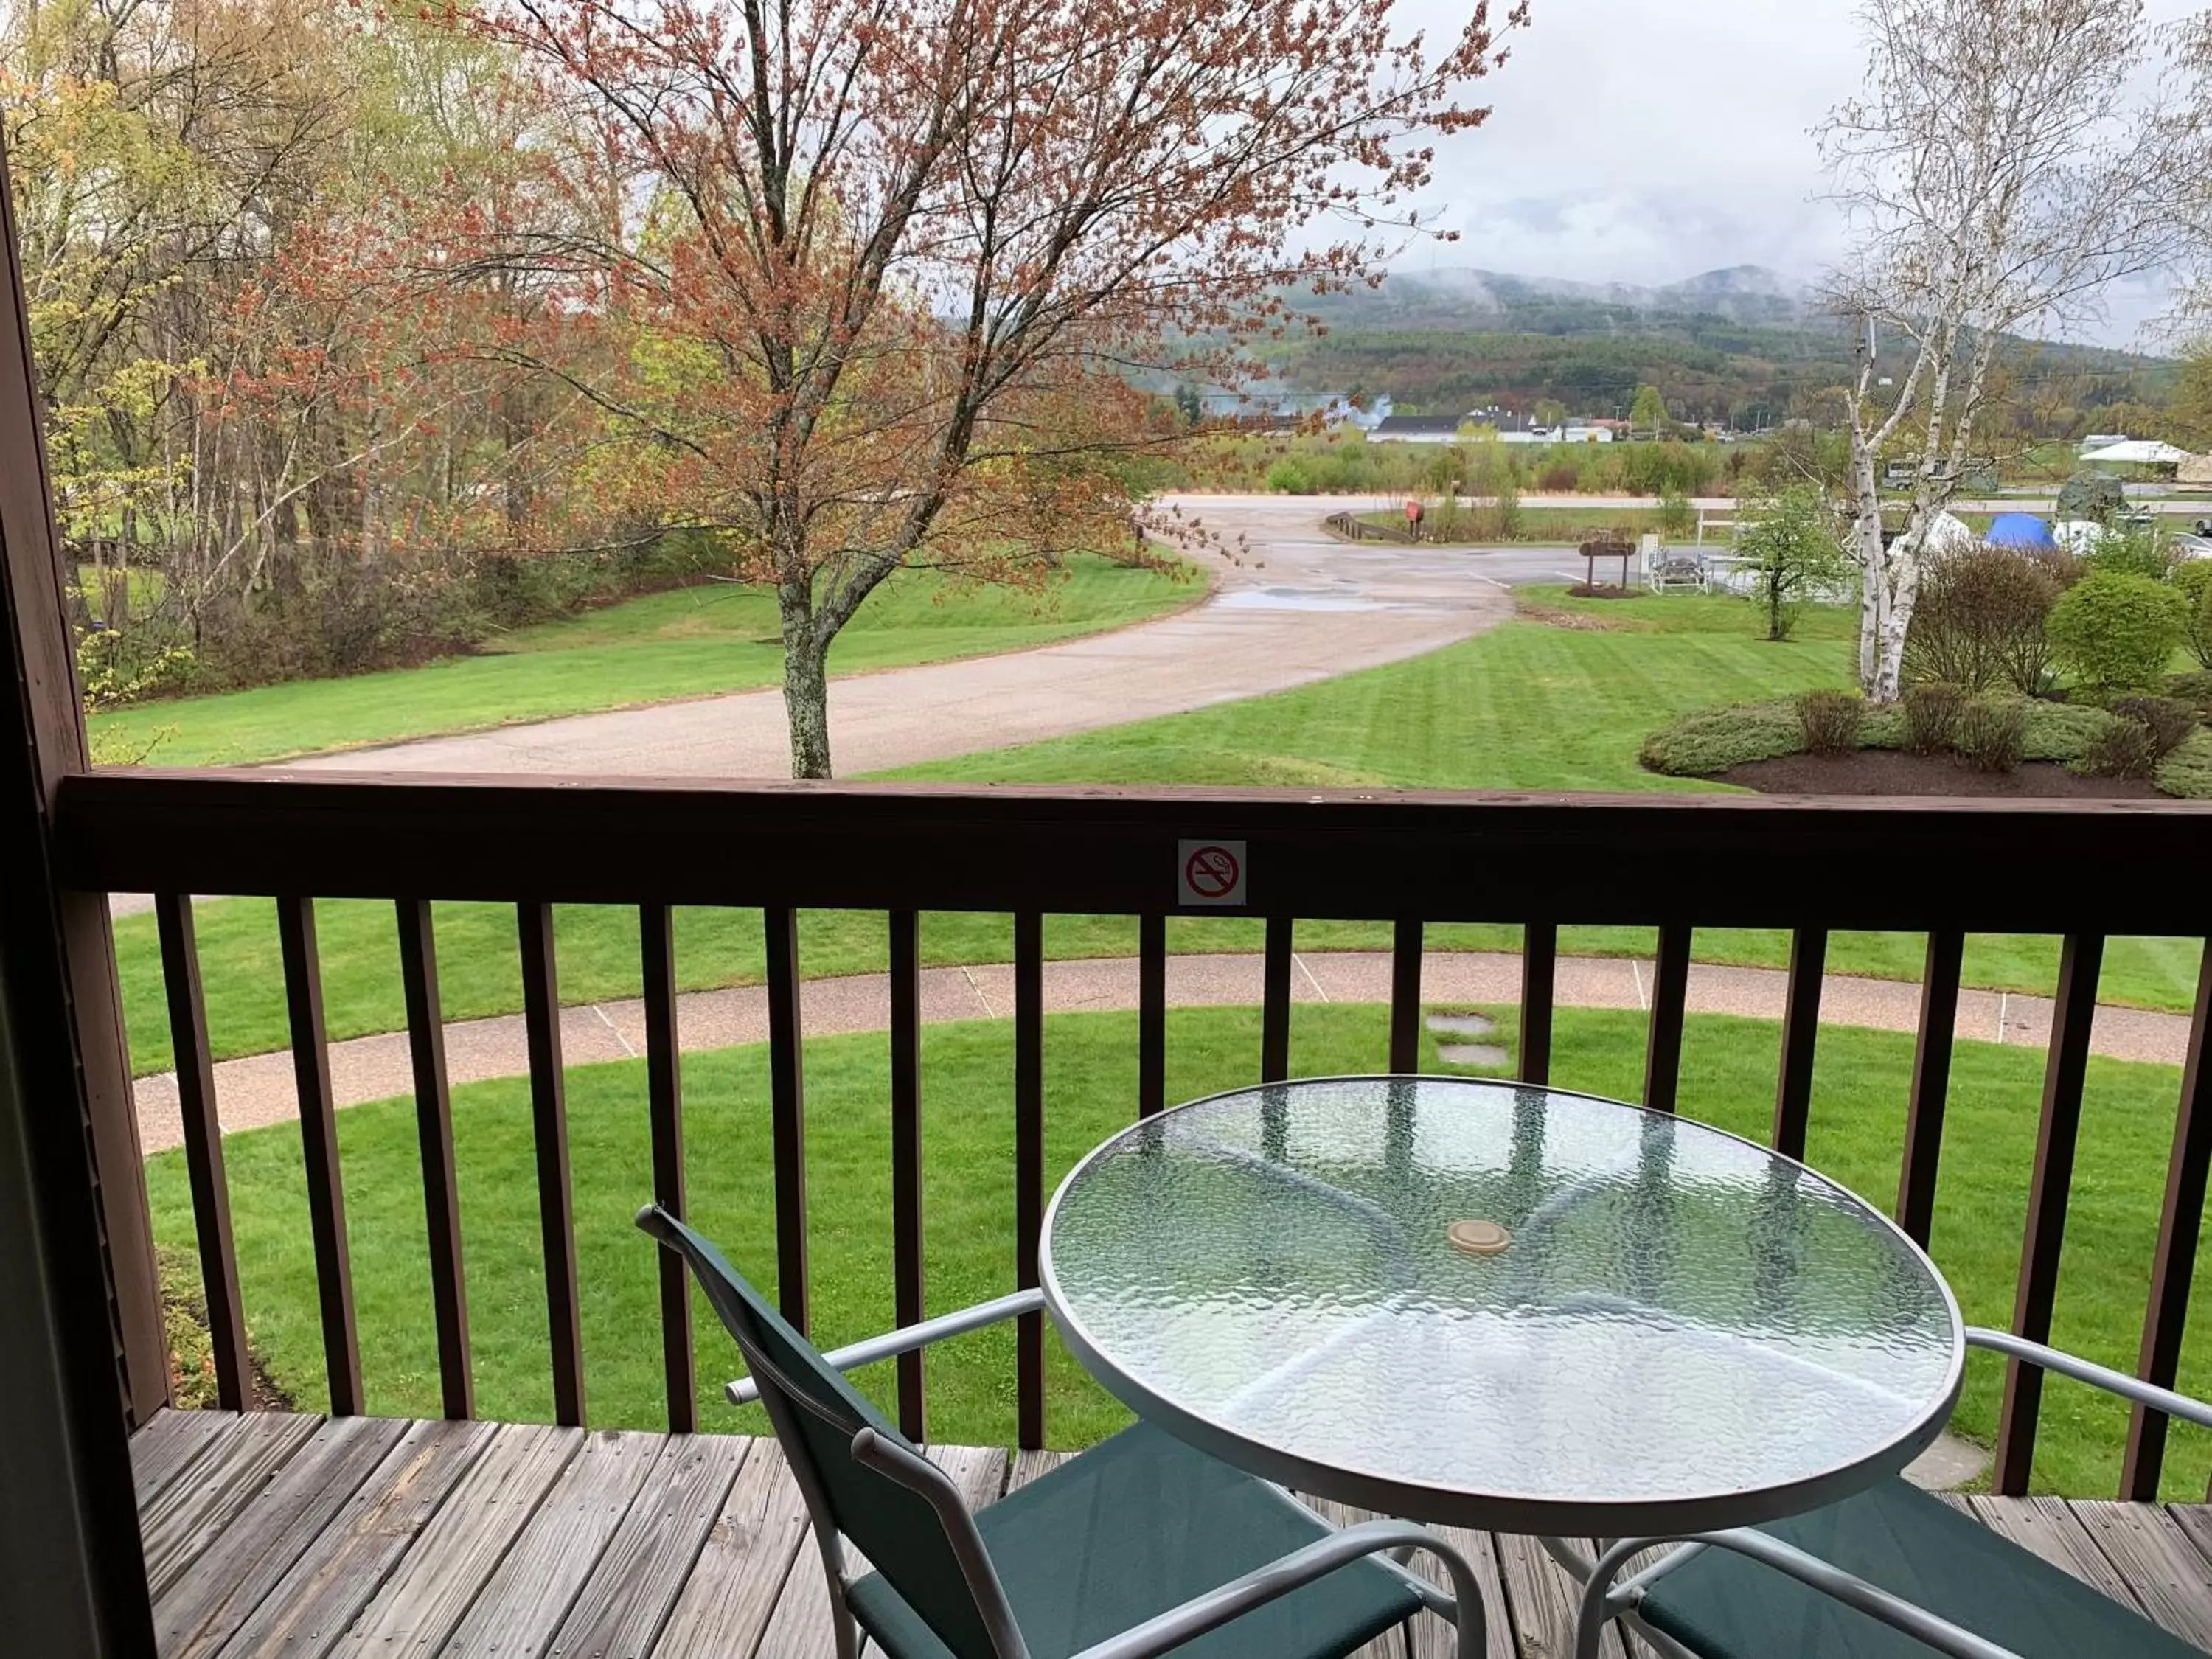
<box><xmin>1386</xmin><ymin>0</ymin><xmax>2192</xmax><ymax>349</ymax></box>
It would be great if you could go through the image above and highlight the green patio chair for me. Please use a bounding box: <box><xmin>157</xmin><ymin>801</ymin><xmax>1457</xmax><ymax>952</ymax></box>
<box><xmin>1568</xmin><ymin>1328</ymin><xmax>2212</xmax><ymax>1659</ymax></box>
<box><xmin>637</xmin><ymin>1205</ymin><xmax>1491</xmax><ymax>1659</ymax></box>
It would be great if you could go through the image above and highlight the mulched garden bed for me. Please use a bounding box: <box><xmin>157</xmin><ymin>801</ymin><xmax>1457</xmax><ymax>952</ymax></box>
<box><xmin>1718</xmin><ymin>750</ymin><xmax>2162</xmax><ymax>799</ymax></box>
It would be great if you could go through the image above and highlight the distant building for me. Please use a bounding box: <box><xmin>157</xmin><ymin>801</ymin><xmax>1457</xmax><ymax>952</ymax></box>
<box><xmin>1370</xmin><ymin>414</ymin><xmax>1464</xmax><ymax>444</ymax></box>
<box><xmin>1197</xmin><ymin>389</ymin><xmax>1388</xmax><ymax>430</ymax></box>
<box><xmin>2081</xmin><ymin>433</ymin><xmax>2130</xmax><ymax>450</ymax></box>
<box><xmin>1368</xmin><ymin>412</ymin><xmax>1619</xmax><ymax>446</ymax></box>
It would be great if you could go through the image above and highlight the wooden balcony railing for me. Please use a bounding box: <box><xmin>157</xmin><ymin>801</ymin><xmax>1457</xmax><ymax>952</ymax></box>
<box><xmin>57</xmin><ymin>768</ymin><xmax>2212</xmax><ymax>1500</ymax></box>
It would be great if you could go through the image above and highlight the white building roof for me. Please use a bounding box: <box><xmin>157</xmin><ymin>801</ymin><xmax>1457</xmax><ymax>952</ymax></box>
<box><xmin>2079</xmin><ymin>439</ymin><xmax>2194</xmax><ymax>465</ymax></box>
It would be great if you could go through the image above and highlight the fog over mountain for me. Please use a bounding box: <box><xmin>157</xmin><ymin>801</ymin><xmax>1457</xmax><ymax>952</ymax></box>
<box><xmin>1323</xmin><ymin>265</ymin><xmax>1818</xmax><ymax>330</ymax></box>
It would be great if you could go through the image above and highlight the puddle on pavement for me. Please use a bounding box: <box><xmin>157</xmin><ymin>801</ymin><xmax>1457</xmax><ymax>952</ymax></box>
<box><xmin>1214</xmin><ymin>588</ymin><xmax>1393</xmax><ymax>612</ymax></box>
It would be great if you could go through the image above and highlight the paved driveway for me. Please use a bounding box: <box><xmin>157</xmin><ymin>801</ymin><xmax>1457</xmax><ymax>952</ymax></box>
<box><xmin>273</xmin><ymin>495</ymin><xmax>1518</xmax><ymax>779</ymax></box>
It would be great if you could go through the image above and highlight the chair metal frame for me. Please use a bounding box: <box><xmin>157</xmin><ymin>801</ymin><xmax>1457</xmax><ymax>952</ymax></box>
<box><xmin>642</xmin><ymin>1206</ymin><xmax>1493</xmax><ymax>1659</ymax></box>
<box><xmin>1565</xmin><ymin>1325</ymin><xmax>2212</xmax><ymax>1659</ymax></box>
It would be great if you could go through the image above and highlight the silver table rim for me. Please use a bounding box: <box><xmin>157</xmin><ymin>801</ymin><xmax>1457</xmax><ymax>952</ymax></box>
<box><xmin>1040</xmin><ymin>1072</ymin><xmax>1967</xmax><ymax>1537</ymax></box>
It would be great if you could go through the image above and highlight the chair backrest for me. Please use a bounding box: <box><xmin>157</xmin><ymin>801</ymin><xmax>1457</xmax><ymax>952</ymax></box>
<box><xmin>636</xmin><ymin>1206</ymin><xmax>1017</xmax><ymax>1659</ymax></box>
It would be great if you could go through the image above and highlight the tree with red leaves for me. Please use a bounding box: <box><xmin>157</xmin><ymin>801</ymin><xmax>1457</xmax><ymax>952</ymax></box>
<box><xmin>480</xmin><ymin>0</ymin><xmax>1526</xmax><ymax>776</ymax></box>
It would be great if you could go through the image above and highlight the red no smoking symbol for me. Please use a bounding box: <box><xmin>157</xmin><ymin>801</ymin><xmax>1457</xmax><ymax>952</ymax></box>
<box><xmin>1184</xmin><ymin>844</ymin><xmax>1241</xmax><ymax>900</ymax></box>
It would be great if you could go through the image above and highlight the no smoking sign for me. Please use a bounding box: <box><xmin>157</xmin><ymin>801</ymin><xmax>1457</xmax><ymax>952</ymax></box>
<box><xmin>1177</xmin><ymin>839</ymin><xmax>1248</xmax><ymax>908</ymax></box>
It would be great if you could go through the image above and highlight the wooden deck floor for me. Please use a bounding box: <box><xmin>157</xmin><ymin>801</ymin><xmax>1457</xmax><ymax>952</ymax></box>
<box><xmin>132</xmin><ymin>1408</ymin><xmax>2212</xmax><ymax>1658</ymax></box>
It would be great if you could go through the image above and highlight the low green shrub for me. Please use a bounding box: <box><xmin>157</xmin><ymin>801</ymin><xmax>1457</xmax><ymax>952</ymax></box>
<box><xmin>2177</xmin><ymin>562</ymin><xmax>2212</xmax><ymax>670</ymax></box>
<box><xmin>1265</xmin><ymin>459</ymin><xmax>1315</xmax><ymax>495</ymax></box>
<box><xmin>2108</xmin><ymin>695</ymin><xmax>2201</xmax><ymax>760</ymax></box>
<box><xmin>2018</xmin><ymin>700</ymin><xmax>2121</xmax><ymax>763</ymax></box>
<box><xmin>1858</xmin><ymin>703</ymin><xmax>1905</xmax><ymax>750</ymax></box>
<box><xmin>1902</xmin><ymin>684</ymin><xmax>1965</xmax><ymax>756</ymax></box>
<box><xmin>2168</xmin><ymin>668</ymin><xmax>2212</xmax><ymax>717</ymax></box>
<box><xmin>2047</xmin><ymin>571</ymin><xmax>2190</xmax><ymax>693</ymax></box>
<box><xmin>2156</xmin><ymin>728</ymin><xmax>2212</xmax><ymax>799</ymax></box>
<box><xmin>2084</xmin><ymin>524</ymin><xmax>2175</xmax><ymax>582</ymax></box>
<box><xmin>1797</xmin><ymin>689</ymin><xmax>1863</xmax><ymax>757</ymax></box>
<box><xmin>1957</xmin><ymin>698</ymin><xmax>2028</xmax><ymax>773</ymax></box>
<box><xmin>1638</xmin><ymin>700</ymin><xmax>1804</xmax><ymax>775</ymax></box>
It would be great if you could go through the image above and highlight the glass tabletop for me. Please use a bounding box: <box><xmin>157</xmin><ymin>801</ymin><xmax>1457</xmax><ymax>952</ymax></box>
<box><xmin>1041</xmin><ymin>1076</ymin><xmax>1964</xmax><ymax>1534</ymax></box>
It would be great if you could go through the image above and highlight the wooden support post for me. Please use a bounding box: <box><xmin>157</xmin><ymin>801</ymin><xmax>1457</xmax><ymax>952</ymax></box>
<box><xmin>641</xmin><ymin>904</ymin><xmax>693</xmax><ymax>1433</ymax></box>
<box><xmin>396</xmin><ymin>900</ymin><xmax>471</xmax><ymax>1418</ymax></box>
<box><xmin>276</xmin><ymin>896</ymin><xmax>361</xmax><ymax>1416</ymax></box>
<box><xmin>888</xmin><ymin>911</ymin><xmax>927</xmax><ymax>1441</ymax></box>
<box><xmin>1014</xmin><ymin>913</ymin><xmax>1046</xmax><ymax>1451</ymax></box>
<box><xmin>518</xmin><ymin>902</ymin><xmax>585</xmax><ymax>1427</ymax></box>
<box><xmin>1994</xmin><ymin>933</ymin><xmax>2104</xmax><ymax>1495</ymax></box>
<box><xmin>764</xmin><ymin>908</ymin><xmax>810</xmax><ymax>1333</ymax></box>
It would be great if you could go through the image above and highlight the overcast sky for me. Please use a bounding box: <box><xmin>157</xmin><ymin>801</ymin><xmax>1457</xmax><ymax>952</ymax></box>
<box><xmin>1402</xmin><ymin>0</ymin><xmax>2199</xmax><ymax>349</ymax></box>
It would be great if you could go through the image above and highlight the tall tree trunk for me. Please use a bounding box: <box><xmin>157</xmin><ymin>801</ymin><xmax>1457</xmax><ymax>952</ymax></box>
<box><xmin>779</xmin><ymin>594</ymin><xmax>832</xmax><ymax>779</ymax></box>
<box><xmin>1850</xmin><ymin>431</ymin><xmax>1885</xmax><ymax>694</ymax></box>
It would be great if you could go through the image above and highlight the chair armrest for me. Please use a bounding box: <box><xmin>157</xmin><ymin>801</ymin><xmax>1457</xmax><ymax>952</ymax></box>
<box><xmin>725</xmin><ymin>1289</ymin><xmax>1045</xmax><ymax>1407</ymax></box>
<box><xmin>1574</xmin><ymin>1530</ymin><xmax>2023</xmax><ymax>1659</ymax></box>
<box><xmin>1965</xmin><ymin>1327</ymin><xmax>2212</xmax><ymax>1431</ymax></box>
<box><xmin>1069</xmin><ymin>1518</ymin><xmax>1491</xmax><ymax>1659</ymax></box>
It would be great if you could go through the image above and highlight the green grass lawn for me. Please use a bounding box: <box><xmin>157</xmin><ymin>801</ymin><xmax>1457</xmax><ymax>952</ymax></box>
<box><xmin>103</xmin><ymin>589</ymin><xmax>2204</xmax><ymax>1077</ymax></box>
<box><xmin>893</xmin><ymin>585</ymin><xmax>1852</xmax><ymax>792</ymax></box>
<box><xmin>144</xmin><ymin>1002</ymin><xmax>2212</xmax><ymax>1500</ymax></box>
<box><xmin>91</xmin><ymin>554</ymin><xmax>1199</xmax><ymax>767</ymax></box>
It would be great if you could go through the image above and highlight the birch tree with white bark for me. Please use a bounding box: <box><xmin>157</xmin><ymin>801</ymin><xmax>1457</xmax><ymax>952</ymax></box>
<box><xmin>1819</xmin><ymin>0</ymin><xmax>2197</xmax><ymax>701</ymax></box>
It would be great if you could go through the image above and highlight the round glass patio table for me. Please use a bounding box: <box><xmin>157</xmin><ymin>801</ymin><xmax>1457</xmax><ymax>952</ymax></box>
<box><xmin>1040</xmin><ymin>1076</ymin><xmax>1964</xmax><ymax>1537</ymax></box>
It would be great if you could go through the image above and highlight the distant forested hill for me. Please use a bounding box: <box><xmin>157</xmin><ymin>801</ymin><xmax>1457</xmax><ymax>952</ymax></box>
<box><xmin>1262</xmin><ymin>266</ymin><xmax>2176</xmax><ymax>432</ymax></box>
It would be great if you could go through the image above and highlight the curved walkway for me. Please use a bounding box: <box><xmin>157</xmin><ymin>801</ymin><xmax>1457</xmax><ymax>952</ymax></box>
<box><xmin>133</xmin><ymin>949</ymin><xmax>2196</xmax><ymax>1155</ymax></box>
<box><xmin>271</xmin><ymin>497</ymin><xmax>1516</xmax><ymax>778</ymax></box>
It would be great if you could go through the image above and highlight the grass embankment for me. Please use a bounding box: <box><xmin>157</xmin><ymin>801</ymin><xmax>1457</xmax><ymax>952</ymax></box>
<box><xmin>90</xmin><ymin>554</ymin><xmax>1198</xmax><ymax>767</ymax></box>
<box><xmin>146</xmin><ymin>1003</ymin><xmax>2212</xmax><ymax>1499</ymax></box>
<box><xmin>105</xmin><ymin>588</ymin><xmax>2205</xmax><ymax>1077</ymax></box>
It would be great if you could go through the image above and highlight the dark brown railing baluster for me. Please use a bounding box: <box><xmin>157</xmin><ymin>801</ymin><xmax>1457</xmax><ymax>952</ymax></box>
<box><xmin>1520</xmin><ymin>922</ymin><xmax>1557</xmax><ymax>1086</ymax></box>
<box><xmin>1014</xmin><ymin>912</ymin><xmax>1046</xmax><ymax>1451</ymax></box>
<box><xmin>518</xmin><ymin>902</ymin><xmax>585</xmax><ymax>1427</ymax></box>
<box><xmin>1896</xmin><ymin>930</ymin><xmax>1965</xmax><ymax>1249</ymax></box>
<box><xmin>1771</xmin><ymin>927</ymin><xmax>1827</xmax><ymax>1161</ymax></box>
<box><xmin>396</xmin><ymin>899</ymin><xmax>471</xmax><ymax>1418</ymax></box>
<box><xmin>2121</xmin><ymin>940</ymin><xmax>2212</xmax><ymax>1500</ymax></box>
<box><xmin>641</xmin><ymin>904</ymin><xmax>693</xmax><ymax>1433</ymax></box>
<box><xmin>1261</xmin><ymin>916</ymin><xmax>1293</xmax><ymax>1083</ymax></box>
<box><xmin>1994</xmin><ymin>933</ymin><xmax>2105</xmax><ymax>1495</ymax></box>
<box><xmin>1138</xmin><ymin>913</ymin><xmax>1166</xmax><ymax>1119</ymax></box>
<box><xmin>1643</xmin><ymin>922</ymin><xmax>1693</xmax><ymax>1114</ymax></box>
<box><xmin>276</xmin><ymin>895</ymin><xmax>361</xmax><ymax>1416</ymax></box>
<box><xmin>764</xmin><ymin>907</ymin><xmax>809</xmax><ymax>1332</ymax></box>
<box><xmin>1389</xmin><ymin>919</ymin><xmax>1423</xmax><ymax>1074</ymax></box>
<box><xmin>888</xmin><ymin>910</ymin><xmax>927</xmax><ymax>1439</ymax></box>
<box><xmin>155</xmin><ymin>892</ymin><xmax>250</xmax><ymax>1411</ymax></box>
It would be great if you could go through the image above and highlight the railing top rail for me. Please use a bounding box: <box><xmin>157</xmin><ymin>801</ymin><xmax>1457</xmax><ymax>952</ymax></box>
<box><xmin>55</xmin><ymin>768</ymin><xmax>2212</xmax><ymax>934</ymax></box>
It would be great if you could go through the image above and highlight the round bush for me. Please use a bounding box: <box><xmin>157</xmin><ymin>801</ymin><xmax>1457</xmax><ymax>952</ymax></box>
<box><xmin>1796</xmin><ymin>689</ymin><xmax>1863</xmax><ymax>757</ymax></box>
<box><xmin>1903</xmin><ymin>548</ymin><xmax>2060</xmax><ymax>695</ymax></box>
<box><xmin>1957</xmin><ymin>698</ymin><xmax>2027</xmax><ymax>773</ymax></box>
<box><xmin>2107</xmin><ymin>695</ymin><xmax>2201</xmax><ymax>760</ymax></box>
<box><xmin>2176</xmin><ymin>561</ymin><xmax>2212</xmax><ymax>670</ymax></box>
<box><xmin>2046</xmin><ymin>571</ymin><xmax>2188</xmax><ymax>694</ymax></box>
<box><xmin>1902</xmin><ymin>683</ymin><xmax>1965</xmax><ymax>756</ymax></box>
